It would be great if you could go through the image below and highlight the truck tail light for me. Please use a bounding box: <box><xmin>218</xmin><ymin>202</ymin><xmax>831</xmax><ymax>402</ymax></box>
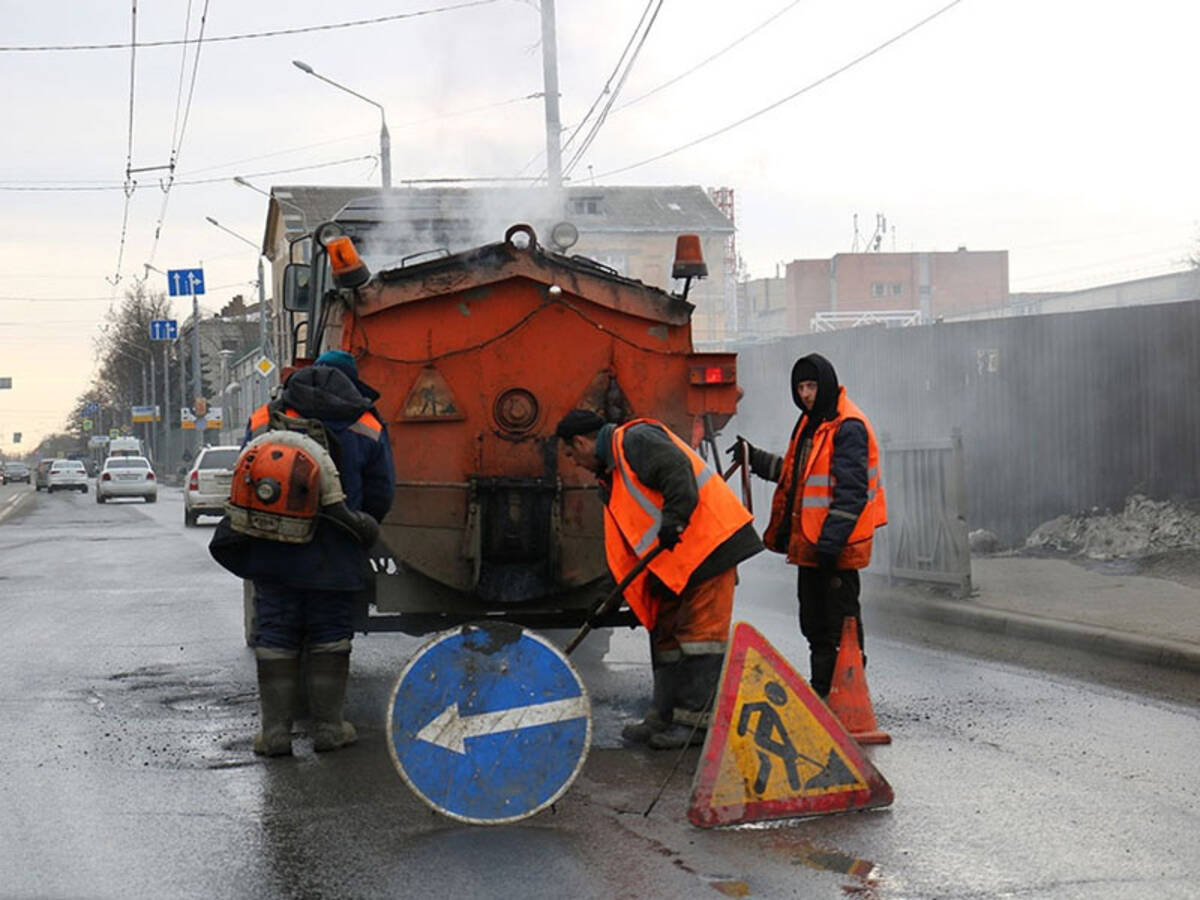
<box><xmin>146</xmin><ymin>472</ymin><xmax>155</xmax><ymax>481</ymax></box>
<box><xmin>689</xmin><ymin>364</ymin><xmax>736</xmax><ymax>385</ymax></box>
<box><xmin>102</xmin><ymin>472</ymin><xmax>111</xmax><ymax>481</ymax></box>
<box><xmin>189</xmin><ymin>471</ymin><xmax>199</xmax><ymax>491</ymax></box>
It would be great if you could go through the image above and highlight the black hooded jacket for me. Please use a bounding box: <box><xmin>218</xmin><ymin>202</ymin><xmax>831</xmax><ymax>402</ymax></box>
<box><xmin>747</xmin><ymin>353</ymin><xmax>870</xmax><ymax>562</ymax></box>
<box><xmin>213</xmin><ymin>365</ymin><xmax>395</xmax><ymax>591</ymax></box>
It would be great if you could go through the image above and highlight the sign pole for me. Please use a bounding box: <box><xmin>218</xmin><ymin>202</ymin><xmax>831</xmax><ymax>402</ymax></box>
<box><xmin>162</xmin><ymin>341</ymin><xmax>170</xmax><ymax>467</ymax></box>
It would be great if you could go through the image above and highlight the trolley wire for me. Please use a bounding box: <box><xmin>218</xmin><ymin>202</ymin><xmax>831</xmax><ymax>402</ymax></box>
<box><xmin>107</xmin><ymin>1</ymin><xmax>139</xmax><ymax>289</ymax></box>
<box><xmin>0</xmin><ymin>0</ymin><xmax>501</xmax><ymax>52</ymax></box>
<box><xmin>144</xmin><ymin>0</ymin><xmax>211</xmax><ymax>269</ymax></box>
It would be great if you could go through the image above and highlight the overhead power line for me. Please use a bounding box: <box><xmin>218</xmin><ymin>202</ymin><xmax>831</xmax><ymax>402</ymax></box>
<box><xmin>563</xmin><ymin>0</ymin><xmax>665</xmax><ymax>179</ymax></box>
<box><xmin>595</xmin><ymin>0</ymin><xmax>967</xmax><ymax>179</ymax></box>
<box><xmin>0</xmin><ymin>0</ymin><xmax>500</xmax><ymax>52</ymax></box>
<box><xmin>559</xmin><ymin>0</ymin><xmax>660</xmax><ymax>161</ymax></box>
<box><xmin>520</xmin><ymin>1</ymin><xmax>802</xmax><ymax>180</ymax></box>
<box><xmin>615</xmin><ymin>0</ymin><xmax>805</xmax><ymax>112</ymax></box>
<box><xmin>0</xmin><ymin>281</ymin><xmax>255</xmax><ymax>304</ymax></box>
<box><xmin>0</xmin><ymin>154</ymin><xmax>376</xmax><ymax>192</ymax></box>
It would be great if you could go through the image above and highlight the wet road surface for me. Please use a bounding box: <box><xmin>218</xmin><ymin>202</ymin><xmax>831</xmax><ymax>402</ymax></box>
<box><xmin>0</xmin><ymin>484</ymin><xmax>1196</xmax><ymax>898</ymax></box>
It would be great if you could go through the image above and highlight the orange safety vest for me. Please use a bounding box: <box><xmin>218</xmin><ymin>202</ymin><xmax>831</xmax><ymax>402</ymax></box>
<box><xmin>604</xmin><ymin>419</ymin><xmax>754</xmax><ymax>630</ymax></box>
<box><xmin>248</xmin><ymin>404</ymin><xmax>383</xmax><ymax>443</ymax></box>
<box><xmin>762</xmin><ymin>388</ymin><xmax>887</xmax><ymax>569</ymax></box>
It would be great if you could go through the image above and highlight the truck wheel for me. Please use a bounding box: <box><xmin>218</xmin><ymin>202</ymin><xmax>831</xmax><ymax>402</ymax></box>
<box><xmin>184</xmin><ymin>509</ymin><xmax>197</xmax><ymax>527</ymax></box>
<box><xmin>96</xmin><ymin>493</ymin><xmax>105</xmax><ymax>504</ymax></box>
<box><xmin>145</xmin><ymin>495</ymin><xmax>156</xmax><ymax>504</ymax></box>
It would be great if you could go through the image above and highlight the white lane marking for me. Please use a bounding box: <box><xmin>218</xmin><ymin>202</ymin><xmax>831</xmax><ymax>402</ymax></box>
<box><xmin>416</xmin><ymin>695</ymin><xmax>589</xmax><ymax>755</ymax></box>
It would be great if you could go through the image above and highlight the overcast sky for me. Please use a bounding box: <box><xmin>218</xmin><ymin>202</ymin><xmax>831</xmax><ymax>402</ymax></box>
<box><xmin>2</xmin><ymin>0</ymin><xmax>1197</xmax><ymax>448</ymax></box>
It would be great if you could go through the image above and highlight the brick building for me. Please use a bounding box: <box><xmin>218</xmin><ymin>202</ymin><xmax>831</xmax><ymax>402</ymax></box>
<box><xmin>741</xmin><ymin>248</ymin><xmax>1010</xmax><ymax>337</ymax></box>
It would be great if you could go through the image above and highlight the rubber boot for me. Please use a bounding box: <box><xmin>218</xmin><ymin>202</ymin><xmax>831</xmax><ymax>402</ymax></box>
<box><xmin>253</xmin><ymin>655</ymin><xmax>300</xmax><ymax>757</ymax></box>
<box><xmin>621</xmin><ymin>663</ymin><xmax>676</xmax><ymax>745</ymax></box>
<box><xmin>307</xmin><ymin>651</ymin><xmax>358</xmax><ymax>752</ymax></box>
<box><xmin>647</xmin><ymin>654</ymin><xmax>724</xmax><ymax>751</ymax></box>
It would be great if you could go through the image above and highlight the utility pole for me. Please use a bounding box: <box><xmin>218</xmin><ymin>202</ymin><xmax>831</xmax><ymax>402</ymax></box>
<box><xmin>540</xmin><ymin>0</ymin><xmax>563</xmax><ymax>191</ymax></box>
<box><xmin>191</xmin><ymin>294</ymin><xmax>202</xmax><ymax>413</ymax></box>
<box><xmin>148</xmin><ymin>353</ymin><xmax>157</xmax><ymax>460</ymax></box>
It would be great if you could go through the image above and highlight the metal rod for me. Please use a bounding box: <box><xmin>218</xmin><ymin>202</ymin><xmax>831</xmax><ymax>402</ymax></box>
<box><xmin>564</xmin><ymin>545</ymin><xmax>665</xmax><ymax>655</ymax></box>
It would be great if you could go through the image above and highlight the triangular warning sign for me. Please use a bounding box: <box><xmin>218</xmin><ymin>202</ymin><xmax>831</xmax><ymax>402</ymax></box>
<box><xmin>688</xmin><ymin>622</ymin><xmax>893</xmax><ymax>827</ymax></box>
<box><xmin>400</xmin><ymin>366</ymin><xmax>464</xmax><ymax>421</ymax></box>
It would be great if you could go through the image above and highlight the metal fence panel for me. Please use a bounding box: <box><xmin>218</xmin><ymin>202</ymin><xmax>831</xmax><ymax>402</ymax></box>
<box><xmin>879</xmin><ymin>433</ymin><xmax>970</xmax><ymax>592</ymax></box>
<box><xmin>731</xmin><ymin>298</ymin><xmax>1200</xmax><ymax>545</ymax></box>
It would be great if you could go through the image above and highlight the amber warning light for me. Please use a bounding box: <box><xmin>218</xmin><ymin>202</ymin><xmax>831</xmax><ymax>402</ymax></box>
<box><xmin>327</xmin><ymin>236</ymin><xmax>371</xmax><ymax>290</ymax></box>
<box><xmin>672</xmin><ymin>234</ymin><xmax>707</xmax><ymax>300</ymax></box>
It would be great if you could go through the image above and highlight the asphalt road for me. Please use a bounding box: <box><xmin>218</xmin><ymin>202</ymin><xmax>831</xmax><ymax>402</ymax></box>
<box><xmin>1</xmin><ymin>484</ymin><xmax>1196</xmax><ymax>899</ymax></box>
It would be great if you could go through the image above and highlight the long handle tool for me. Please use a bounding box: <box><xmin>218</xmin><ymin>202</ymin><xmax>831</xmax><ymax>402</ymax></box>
<box><xmin>722</xmin><ymin>441</ymin><xmax>754</xmax><ymax>514</ymax></box>
<box><xmin>564</xmin><ymin>544</ymin><xmax>665</xmax><ymax>656</ymax></box>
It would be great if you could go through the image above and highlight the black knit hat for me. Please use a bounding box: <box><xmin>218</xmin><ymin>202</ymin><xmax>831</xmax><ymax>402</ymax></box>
<box><xmin>555</xmin><ymin>408</ymin><xmax>606</xmax><ymax>440</ymax></box>
<box><xmin>792</xmin><ymin>358</ymin><xmax>820</xmax><ymax>384</ymax></box>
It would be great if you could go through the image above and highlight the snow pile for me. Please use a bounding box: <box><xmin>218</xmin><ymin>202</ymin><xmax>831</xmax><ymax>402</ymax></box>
<box><xmin>1026</xmin><ymin>494</ymin><xmax>1200</xmax><ymax>559</ymax></box>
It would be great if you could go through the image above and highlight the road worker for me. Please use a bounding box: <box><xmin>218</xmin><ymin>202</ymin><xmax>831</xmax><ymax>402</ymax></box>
<box><xmin>730</xmin><ymin>353</ymin><xmax>886</xmax><ymax>698</ymax></box>
<box><xmin>555</xmin><ymin>409</ymin><xmax>762</xmax><ymax>750</ymax></box>
<box><xmin>211</xmin><ymin>349</ymin><xmax>394</xmax><ymax>756</ymax></box>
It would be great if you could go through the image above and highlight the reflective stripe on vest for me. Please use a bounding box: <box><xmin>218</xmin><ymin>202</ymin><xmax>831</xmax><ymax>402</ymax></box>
<box><xmin>249</xmin><ymin>404</ymin><xmax>383</xmax><ymax>443</ymax></box>
<box><xmin>603</xmin><ymin>419</ymin><xmax>753</xmax><ymax>630</ymax></box>
<box><xmin>349</xmin><ymin>412</ymin><xmax>383</xmax><ymax>441</ymax></box>
<box><xmin>248</xmin><ymin>404</ymin><xmax>301</xmax><ymax>439</ymax></box>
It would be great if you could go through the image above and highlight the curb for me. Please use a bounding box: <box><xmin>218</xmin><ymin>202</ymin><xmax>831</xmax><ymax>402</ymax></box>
<box><xmin>0</xmin><ymin>488</ymin><xmax>36</xmax><ymax>525</ymax></box>
<box><xmin>873</xmin><ymin>588</ymin><xmax>1200</xmax><ymax>674</ymax></box>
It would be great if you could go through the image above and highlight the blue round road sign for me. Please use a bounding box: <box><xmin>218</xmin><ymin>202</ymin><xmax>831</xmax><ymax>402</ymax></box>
<box><xmin>387</xmin><ymin>623</ymin><xmax>592</xmax><ymax>825</ymax></box>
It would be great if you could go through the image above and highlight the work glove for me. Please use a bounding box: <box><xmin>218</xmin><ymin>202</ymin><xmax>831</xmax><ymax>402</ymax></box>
<box><xmin>726</xmin><ymin>434</ymin><xmax>754</xmax><ymax>464</ymax></box>
<box><xmin>323</xmin><ymin>502</ymin><xmax>381</xmax><ymax>547</ymax></box>
<box><xmin>657</xmin><ymin>521</ymin><xmax>683</xmax><ymax>551</ymax></box>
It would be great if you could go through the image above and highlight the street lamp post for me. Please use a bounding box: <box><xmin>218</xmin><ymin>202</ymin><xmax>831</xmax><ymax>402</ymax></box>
<box><xmin>206</xmin><ymin>216</ymin><xmax>273</xmax><ymax>410</ymax></box>
<box><xmin>218</xmin><ymin>349</ymin><xmax>234</xmax><ymax>444</ymax></box>
<box><xmin>292</xmin><ymin>60</ymin><xmax>391</xmax><ymax>188</ymax></box>
<box><xmin>109</xmin><ymin>344</ymin><xmax>152</xmax><ymax>455</ymax></box>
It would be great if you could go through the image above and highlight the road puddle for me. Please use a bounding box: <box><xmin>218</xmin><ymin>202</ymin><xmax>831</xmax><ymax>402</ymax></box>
<box><xmin>766</xmin><ymin>834</ymin><xmax>881</xmax><ymax>894</ymax></box>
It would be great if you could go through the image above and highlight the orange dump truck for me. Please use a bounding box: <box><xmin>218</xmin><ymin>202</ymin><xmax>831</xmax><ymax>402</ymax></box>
<box><xmin>275</xmin><ymin>221</ymin><xmax>740</xmax><ymax>636</ymax></box>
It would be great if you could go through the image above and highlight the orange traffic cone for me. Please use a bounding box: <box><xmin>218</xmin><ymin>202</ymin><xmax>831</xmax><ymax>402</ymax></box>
<box><xmin>827</xmin><ymin>617</ymin><xmax>891</xmax><ymax>745</ymax></box>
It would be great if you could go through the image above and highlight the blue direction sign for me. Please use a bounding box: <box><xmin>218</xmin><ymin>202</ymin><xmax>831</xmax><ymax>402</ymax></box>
<box><xmin>166</xmin><ymin>268</ymin><xmax>205</xmax><ymax>297</ymax></box>
<box><xmin>388</xmin><ymin>623</ymin><xmax>591</xmax><ymax>825</ymax></box>
<box><xmin>149</xmin><ymin>319</ymin><xmax>178</xmax><ymax>341</ymax></box>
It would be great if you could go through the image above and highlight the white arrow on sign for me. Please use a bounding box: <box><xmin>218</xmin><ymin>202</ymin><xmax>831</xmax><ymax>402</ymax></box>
<box><xmin>417</xmin><ymin>696</ymin><xmax>588</xmax><ymax>755</ymax></box>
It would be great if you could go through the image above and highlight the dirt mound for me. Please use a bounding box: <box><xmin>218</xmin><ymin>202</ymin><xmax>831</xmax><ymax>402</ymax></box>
<box><xmin>1025</xmin><ymin>494</ymin><xmax>1200</xmax><ymax>560</ymax></box>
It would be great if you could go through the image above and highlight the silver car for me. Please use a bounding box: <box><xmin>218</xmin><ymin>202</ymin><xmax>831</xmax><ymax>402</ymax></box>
<box><xmin>47</xmin><ymin>459</ymin><xmax>89</xmax><ymax>493</ymax></box>
<box><xmin>184</xmin><ymin>445</ymin><xmax>240</xmax><ymax>526</ymax></box>
<box><xmin>96</xmin><ymin>456</ymin><xmax>157</xmax><ymax>503</ymax></box>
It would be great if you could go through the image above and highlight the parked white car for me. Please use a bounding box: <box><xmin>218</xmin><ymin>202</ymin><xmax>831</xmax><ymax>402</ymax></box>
<box><xmin>47</xmin><ymin>459</ymin><xmax>88</xmax><ymax>493</ymax></box>
<box><xmin>184</xmin><ymin>445</ymin><xmax>240</xmax><ymax>526</ymax></box>
<box><xmin>96</xmin><ymin>456</ymin><xmax>157</xmax><ymax>503</ymax></box>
